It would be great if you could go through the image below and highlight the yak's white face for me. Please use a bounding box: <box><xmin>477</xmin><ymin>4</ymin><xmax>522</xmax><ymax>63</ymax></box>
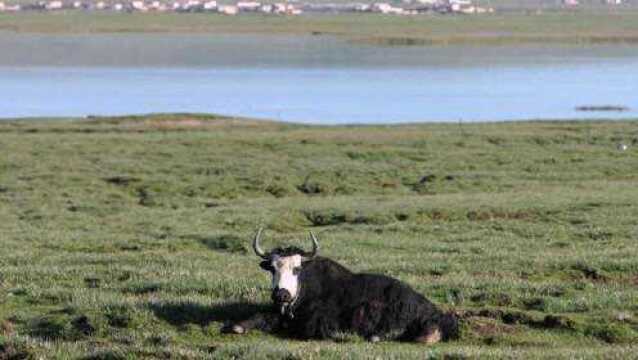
<box><xmin>262</xmin><ymin>254</ymin><xmax>303</xmax><ymax>301</ymax></box>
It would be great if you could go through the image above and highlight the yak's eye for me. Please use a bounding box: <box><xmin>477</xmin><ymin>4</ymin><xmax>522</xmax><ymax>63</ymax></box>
<box><xmin>259</xmin><ymin>261</ymin><xmax>273</xmax><ymax>272</ymax></box>
<box><xmin>292</xmin><ymin>267</ymin><xmax>302</xmax><ymax>276</ymax></box>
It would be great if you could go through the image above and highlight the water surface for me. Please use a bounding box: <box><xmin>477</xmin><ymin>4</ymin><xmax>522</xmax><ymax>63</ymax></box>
<box><xmin>1</xmin><ymin>33</ymin><xmax>637</xmax><ymax>123</ymax></box>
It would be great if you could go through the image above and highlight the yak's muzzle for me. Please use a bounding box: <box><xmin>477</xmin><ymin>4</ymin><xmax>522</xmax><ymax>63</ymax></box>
<box><xmin>272</xmin><ymin>287</ymin><xmax>292</xmax><ymax>304</ymax></box>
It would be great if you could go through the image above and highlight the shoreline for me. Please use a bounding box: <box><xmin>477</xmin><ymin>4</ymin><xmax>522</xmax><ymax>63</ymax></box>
<box><xmin>3</xmin><ymin>12</ymin><xmax>638</xmax><ymax>46</ymax></box>
<box><xmin>1</xmin><ymin>113</ymin><xmax>637</xmax><ymax>128</ymax></box>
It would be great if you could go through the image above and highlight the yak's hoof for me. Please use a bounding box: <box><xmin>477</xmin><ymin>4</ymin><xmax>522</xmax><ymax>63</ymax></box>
<box><xmin>231</xmin><ymin>325</ymin><xmax>246</xmax><ymax>334</ymax></box>
<box><xmin>416</xmin><ymin>328</ymin><xmax>441</xmax><ymax>345</ymax></box>
<box><xmin>369</xmin><ymin>335</ymin><xmax>381</xmax><ymax>343</ymax></box>
<box><xmin>222</xmin><ymin>323</ymin><xmax>246</xmax><ymax>334</ymax></box>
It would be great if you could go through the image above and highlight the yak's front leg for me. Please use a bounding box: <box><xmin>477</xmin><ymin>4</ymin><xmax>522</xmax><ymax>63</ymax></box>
<box><xmin>222</xmin><ymin>312</ymin><xmax>282</xmax><ymax>335</ymax></box>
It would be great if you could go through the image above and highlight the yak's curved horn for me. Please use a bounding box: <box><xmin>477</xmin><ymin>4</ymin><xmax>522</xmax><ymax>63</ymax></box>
<box><xmin>306</xmin><ymin>231</ymin><xmax>319</xmax><ymax>258</ymax></box>
<box><xmin>253</xmin><ymin>227</ymin><xmax>268</xmax><ymax>258</ymax></box>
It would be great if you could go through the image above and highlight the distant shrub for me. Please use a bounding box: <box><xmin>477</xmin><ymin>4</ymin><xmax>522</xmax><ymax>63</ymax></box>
<box><xmin>297</xmin><ymin>179</ymin><xmax>326</xmax><ymax>195</ymax></box>
<box><xmin>105</xmin><ymin>305</ymin><xmax>136</xmax><ymax>329</ymax></box>
<box><xmin>265</xmin><ymin>183</ymin><xmax>293</xmax><ymax>198</ymax></box>
<box><xmin>522</xmin><ymin>297</ymin><xmax>547</xmax><ymax>312</ymax></box>
<box><xmin>303</xmin><ymin>209</ymin><xmax>393</xmax><ymax>227</ymax></box>
<box><xmin>81</xmin><ymin>350</ymin><xmax>127</xmax><ymax>360</ymax></box>
<box><xmin>0</xmin><ymin>338</ymin><xmax>31</xmax><ymax>360</ymax></box>
<box><xmin>199</xmin><ymin>234</ymin><xmax>247</xmax><ymax>254</ymax></box>
<box><xmin>303</xmin><ymin>209</ymin><xmax>347</xmax><ymax>226</ymax></box>
<box><xmin>584</xmin><ymin>323</ymin><xmax>636</xmax><ymax>344</ymax></box>
<box><xmin>27</xmin><ymin>314</ymin><xmax>93</xmax><ymax>341</ymax></box>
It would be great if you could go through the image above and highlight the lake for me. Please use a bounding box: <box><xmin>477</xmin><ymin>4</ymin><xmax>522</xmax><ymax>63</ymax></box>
<box><xmin>1</xmin><ymin>33</ymin><xmax>637</xmax><ymax>123</ymax></box>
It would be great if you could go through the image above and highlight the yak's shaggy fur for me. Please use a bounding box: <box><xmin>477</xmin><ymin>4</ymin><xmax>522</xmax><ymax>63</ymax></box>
<box><xmin>228</xmin><ymin>247</ymin><xmax>459</xmax><ymax>343</ymax></box>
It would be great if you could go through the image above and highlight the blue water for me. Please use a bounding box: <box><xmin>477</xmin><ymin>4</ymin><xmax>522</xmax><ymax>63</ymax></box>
<box><xmin>1</xmin><ymin>34</ymin><xmax>637</xmax><ymax>124</ymax></box>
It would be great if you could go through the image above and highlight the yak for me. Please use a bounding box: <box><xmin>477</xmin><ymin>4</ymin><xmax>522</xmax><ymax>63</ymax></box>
<box><xmin>223</xmin><ymin>228</ymin><xmax>459</xmax><ymax>344</ymax></box>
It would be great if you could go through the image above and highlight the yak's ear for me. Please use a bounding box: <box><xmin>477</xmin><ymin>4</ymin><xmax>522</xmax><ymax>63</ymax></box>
<box><xmin>259</xmin><ymin>260</ymin><xmax>273</xmax><ymax>272</ymax></box>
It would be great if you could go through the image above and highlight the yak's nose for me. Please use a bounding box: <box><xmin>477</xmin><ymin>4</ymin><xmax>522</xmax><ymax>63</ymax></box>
<box><xmin>272</xmin><ymin>287</ymin><xmax>292</xmax><ymax>303</ymax></box>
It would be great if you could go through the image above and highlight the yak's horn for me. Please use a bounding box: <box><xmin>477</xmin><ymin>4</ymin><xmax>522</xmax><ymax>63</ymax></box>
<box><xmin>306</xmin><ymin>231</ymin><xmax>319</xmax><ymax>258</ymax></box>
<box><xmin>253</xmin><ymin>227</ymin><xmax>268</xmax><ymax>258</ymax></box>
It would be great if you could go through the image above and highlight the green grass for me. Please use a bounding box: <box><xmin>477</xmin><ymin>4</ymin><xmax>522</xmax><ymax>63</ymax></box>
<box><xmin>1</xmin><ymin>114</ymin><xmax>638</xmax><ymax>358</ymax></box>
<box><xmin>3</xmin><ymin>11</ymin><xmax>638</xmax><ymax>45</ymax></box>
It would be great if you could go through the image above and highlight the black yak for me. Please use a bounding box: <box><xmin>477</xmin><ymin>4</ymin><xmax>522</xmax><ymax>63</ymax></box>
<box><xmin>223</xmin><ymin>228</ymin><xmax>459</xmax><ymax>343</ymax></box>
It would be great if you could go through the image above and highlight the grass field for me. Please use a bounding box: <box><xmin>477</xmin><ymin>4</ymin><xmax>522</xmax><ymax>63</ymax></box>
<box><xmin>1</xmin><ymin>114</ymin><xmax>637</xmax><ymax>358</ymax></box>
<box><xmin>3</xmin><ymin>11</ymin><xmax>638</xmax><ymax>45</ymax></box>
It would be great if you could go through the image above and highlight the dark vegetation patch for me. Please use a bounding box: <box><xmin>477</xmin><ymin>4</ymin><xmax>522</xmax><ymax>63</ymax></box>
<box><xmin>296</xmin><ymin>175</ymin><xmax>325</xmax><ymax>195</ymax></box>
<box><xmin>25</xmin><ymin>314</ymin><xmax>94</xmax><ymax>341</ymax></box>
<box><xmin>571</xmin><ymin>262</ymin><xmax>609</xmax><ymax>282</ymax></box>
<box><xmin>81</xmin><ymin>350</ymin><xmax>127</xmax><ymax>360</ymax></box>
<box><xmin>303</xmin><ymin>209</ymin><xmax>393</xmax><ymax>226</ymax></box>
<box><xmin>8</xmin><ymin>288</ymin><xmax>27</xmax><ymax>297</ymax></box>
<box><xmin>584</xmin><ymin>323</ymin><xmax>636</xmax><ymax>344</ymax></box>
<box><xmin>118</xmin><ymin>244</ymin><xmax>142</xmax><ymax>252</ymax></box>
<box><xmin>84</xmin><ymin>277</ymin><xmax>101</xmax><ymax>289</ymax></box>
<box><xmin>105</xmin><ymin>305</ymin><xmax>136</xmax><ymax>328</ymax></box>
<box><xmin>522</xmin><ymin>298</ymin><xmax>547</xmax><ymax>312</ymax></box>
<box><xmin>536</xmin><ymin>285</ymin><xmax>567</xmax><ymax>298</ymax></box>
<box><xmin>25</xmin><ymin>290</ymin><xmax>72</xmax><ymax>306</ymax></box>
<box><xmin>485</xmin><ymin>136</ymin><xmax>507</xmax><ymax>146</ymax></box>
<box><xmin>469</xmin><ymin>292</ymin><xmax>512</xmax><ymax>306</ymax></box>
<box><xmin>103</xmin><ymin>176</ymin><xmax>141</xmax><ymax>186</ymax></box>
<box><xmin>303</xmin><ymin>209</ymin><xmax>346</xmax><ymax>226</ymax></box>
<box><xmin>147</xmin><ymin>334</ymin><xmax>171</xmax><ymax>346</ymax></box>
<box><xmin>1</xmin><ymin>320</ymin><xmax>15</xmax><ymax>336</ymax></box>
<box><xmin>446</xmin><ymin>288</ymin><xmax>465</xmax><ymax>305</ymax></box>
<box><xmin>461</xmin><ymin>309</ymin><xmax>576</xmax><ymax>332</ymax></box>
<box><xmin>148</xmin><ymin>301</ymin><xmax>270</xmax><ymax>327</ymax></box>
<box><xmin>469</xmin><ymin>317</ymin><xmax>518</xmax><ymax>338</ymax></box>
<box><xmin>410</xmin><ymin>207</ymin><xmax>546</xmax><ymax>223</ymax></box>
<box><xmin>395</xmin><ymin>212</ymin><xmax>409</xmax><ymax>221</ymax></box>
<box><xmin>0</xmin><ymin>339</ymin><xmax>31</xmax><ymax>360</ymax></box>
<box><xmin>345</xmin><ymin>150</ymin><xmax>394</xmax><ymax>162</ymax></box>
<box><xmin>182</xmin><ymin>234</ymin><xmax>247</xmax><ymax>254</ymax></box>
<box><xmin>122</xmin><ymin>282</ymin><xmax>162</xmax><ymax>295</ymax></box>
<box><xmin>122</xmin><ymin>279</ymin><xmax>224</xmax><ymax>296</ymax></box>
<box><xmin>136</xmin><ymin>187</ymin><xmax>156</xmax><ymax>207</ymax></box>
<box><xmin>409</xmin><ymin>173</ymin><xmax>458</xmax><ymax>194</ymax></box>
<box><xmin>265</xmin><ymin>182</ymin><xmax>295</xmax><ymax>198</ymax></box>
<box><xmin>71</xmin><ymin>315</ymin><xmax>95</xmax><ymax>336</ymax></box>
<box><xmin>578</xmin><ymin>225</ymin><xmax>613</xmax><ymax>242</ymax></box>
<box><xmin>117</xmin><ymin>272</ymin><xmax>132</xmax><ymax>282</ymax></box>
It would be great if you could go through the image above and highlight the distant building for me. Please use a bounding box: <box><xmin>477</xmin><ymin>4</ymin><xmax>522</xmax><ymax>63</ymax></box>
<box><xmin>218</xmin><ymin>4</ymin><xmax>238</xmax><ymax>14</ymax></box>
<box><xmin>237</xmin><ymin>1</ymin><xmax>260</xmax><ymax>11</ymax></box>
<box><xmin>449</xmin><ymin>0</ymin><xmax>470</xmax><ymax>12</ymax></box>
<box><xmin>181</xmin><ymin>0</ymin><xmax>202</xmax><ymax>11</ymax></box>
<box><xmin>372</xmin><ymin>2</ymin><xmax>405</xmax><ymax>14</ymax></box>
<box><xmin>0</xmin><ymin>2</ymin><xmax>20</xmax><ymax>11</ymax></box>
<box><xmin>45</xmin><ymin>0</ymin><xmax>64</xmax><ymax>10</ymax></box>
<box><xmin>202</xmin><ymin>1</ymin><xmax>217</xmax><ymax>10</ymax></box>
<box><xmin>131</xmin><ymin>0</ymin><xmax>147</xmax><ymax>10</ymax></box>
<box><xmin>271</xmin><ymin>2</ymin><xmax>301</xmax><ymax>14</ymax></box>
<box><xmin>354</xmin><ymin>3</ymin><xmax>372</xmax><ymax>11</ymax></box>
